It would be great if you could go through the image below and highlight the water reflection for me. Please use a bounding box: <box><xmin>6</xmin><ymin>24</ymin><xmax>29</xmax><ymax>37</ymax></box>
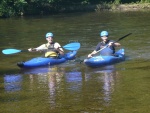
<box><xmin>47</xmin><ymin>67</ymin><xmax>64</xmax><ymax>108</ymax></box>
<box><xmin>4</xmin><ymin>74</ymin><xmax>22</xmax><ymax>92</ymax></box>
<box><xmin>102</xmin><ymin>70</ymin><xmax>115</xmax><ymax>103</ymax></box>
<box><xmin>84</xmin><ymin>65</ymin><xmax>118</xmax><ymax>105</ymax></box>
<box><xmin>21</xmin><ymin>67</ymin><xmax>53</xmax><ymax>75</ymax></box>
<box><xmin>65</xmin><ymin>71</ymin><xmax>82</xmax><ymax>92</ymax></box>
<box><xmin>23</xmin><ymin>65</ymin><xmax>118</xmax><ymax>109</ymax></box>
<box><xmin>24</xmin><ymin>66</ymin><xmax>65</xmax><ymax>109</ymax></box>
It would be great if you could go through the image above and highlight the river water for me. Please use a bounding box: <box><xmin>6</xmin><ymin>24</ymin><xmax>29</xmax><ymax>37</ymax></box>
<box><xmin>0</xmin><ymin>11</ymin><xmax>150</xmax><ymax>113</ymax></box>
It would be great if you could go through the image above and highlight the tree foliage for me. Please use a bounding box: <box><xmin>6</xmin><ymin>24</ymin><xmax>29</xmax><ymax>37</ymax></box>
<box><xmin>0</xmin><ymin>0</ymin><xmax>149</xmax><ymax>18</ymax></box>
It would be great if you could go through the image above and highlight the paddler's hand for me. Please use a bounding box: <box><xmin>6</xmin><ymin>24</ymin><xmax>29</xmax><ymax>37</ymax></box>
<box><xmin>108</xmin><ymin>42</ymin><xmax>114</xmax><ymax>46</ymax></box>
<box><xmin>55</xmin><ymin>47</ymin><xmax>64</xmax><ymax>55</ymax></box>
<box><xmin>28</xmin><ymin>48</ymin><xmax>36</xmax><ymax>52</ymax></box>
<box><xmin>53</xmin><ymin>48</ymin><xmax>59</xmax><ymax>53</ymax></box>
<box><xmin>88</xmin><ymin>53</ymin><xmax>93</xmax><ymax>58</ymax></box>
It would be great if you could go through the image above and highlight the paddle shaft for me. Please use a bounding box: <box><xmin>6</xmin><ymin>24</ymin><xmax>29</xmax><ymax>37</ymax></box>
<box><xmin>2</xmin><ymin>42</ymin><xmax>80</xmax><ymax>55</ymax></box>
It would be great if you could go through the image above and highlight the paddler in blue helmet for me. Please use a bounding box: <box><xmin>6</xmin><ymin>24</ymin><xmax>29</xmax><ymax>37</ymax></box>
<box><xmin>28</xmin><ymin>32</ymin><xmax>64</xmax><ymax>57</ymax></box>
<box><xmin>88</xmin><ymin>31</ymin><xmax>121</xmax><ymax>58</ymax></box>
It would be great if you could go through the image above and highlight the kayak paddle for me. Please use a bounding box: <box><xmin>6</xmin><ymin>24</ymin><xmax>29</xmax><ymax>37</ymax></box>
<box><xmin>2</xmin><ymin>42</ymin><xmax>81</xmax><ymax>55</ymax></box>
<box><xmin>63</xmin><ymin>42</ymin><xmax>80</xmax><ymax>50</ymax></box>
<box><xmin>2</xmin><ymin>49</ymin><xmax>27</xmax><ymax>55</ymax></box>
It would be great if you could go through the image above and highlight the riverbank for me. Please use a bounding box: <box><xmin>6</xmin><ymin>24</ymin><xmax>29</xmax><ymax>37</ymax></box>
<box><xmin>96</xmin><ymin>3</ymin><xmax>150</xmax><ymax>12</ymax></box>
<box><xmin>0</xmin><ymin>2</ymin><xmax>150</xmax><ymax>18</ymax></box>
<box><xmin>114</xmin><ymin>3</ymin><xmax>150</xmax><ymax>11</ymax></box>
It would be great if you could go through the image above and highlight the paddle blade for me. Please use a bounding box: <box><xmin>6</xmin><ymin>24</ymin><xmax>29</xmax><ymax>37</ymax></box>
<box><xmin>63</xmin><ymin>42</ymin><xmax>80</xmax><ymax>50</ymax></box>
<box><xmin>116</xmin><ymin>33</ymin><xmax>132</xmax><ymax>42</ymax></box>
<box><xmin>2</xmin><ymin>49</ymin><xmax>22</xmax><ymax>55</ymax></box>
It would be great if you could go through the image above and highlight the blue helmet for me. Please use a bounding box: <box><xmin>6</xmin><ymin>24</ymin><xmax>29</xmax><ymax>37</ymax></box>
<box><xmin>46</xmin><ymin>32</ymin><xmax>53</xmax><ymax>38</ymax></box>
<box><xmin>100</xmin><ymin>31</ymin><xmax>108</xmax><ymax>37</ymax></box>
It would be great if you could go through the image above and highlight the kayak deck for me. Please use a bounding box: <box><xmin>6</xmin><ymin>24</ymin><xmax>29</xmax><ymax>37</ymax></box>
<box><xmin>84</xmin><ymin>49</ymin><xmax>125</xmax><ymax>68</ymax></box>
<box><xmin>17</xmin><ymin>51</ymin><xmax>77</xmax><ymax>68</ymax></box>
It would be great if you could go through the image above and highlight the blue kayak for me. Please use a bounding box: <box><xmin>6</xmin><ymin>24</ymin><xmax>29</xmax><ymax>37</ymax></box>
<box><xmin>84</xmin><ymin>49</ymin><xmax>125</xmax><ymax>68</ymax></box>
<box><xmin>17</xmin><ymin>51</ymin><xmax>77</xmax><ymax>68</ymax></box>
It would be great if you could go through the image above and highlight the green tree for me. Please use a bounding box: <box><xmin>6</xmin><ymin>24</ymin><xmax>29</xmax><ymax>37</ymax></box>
<box><xmin>0</xmin><ymin>0</ymin><xmax>27</xmax><ymax>17</ymax></box>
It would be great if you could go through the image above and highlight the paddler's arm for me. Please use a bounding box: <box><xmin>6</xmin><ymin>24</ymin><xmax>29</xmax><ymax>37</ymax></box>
<box><xmin>108</xmin><ymin>42</ymin><xmax>121</xmax><ymax>47</ymax></box>
<box><xmin>114</xmin><ymin>42</ymin><xmax>121</xmax><ymax>47</ymax></box>
<box><xmin>54</xmin><ymin>42</ymin><xmax>64</xmax><ymax>55</ymax></box>
<box><xmin>28</xmin><ymin>44</ymin><xmax>47</xmax><ymax>52</ymax></box>
<box><xmin>88</xmin><ymin>50</ymin><xmax>97</xmax><ymax>58</ymax></box>
<box><xmin>88</xmin><ymin>43</ymin><xmax>101</xmax><ymax>58</ymax></box>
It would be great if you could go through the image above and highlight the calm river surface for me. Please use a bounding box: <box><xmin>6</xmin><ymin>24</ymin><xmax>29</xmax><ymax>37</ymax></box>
<box><xmin>0</xmin><ymin>11</ymin><xmax>150</xmax><ymax>113</ymax></box>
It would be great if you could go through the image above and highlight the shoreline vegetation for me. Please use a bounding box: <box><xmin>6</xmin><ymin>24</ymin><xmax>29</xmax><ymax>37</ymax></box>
<box><xmin>96</xmin><ymin>3</ymin><xmax>150</xmax><ymax>12</ymax></box>
<box><xmin>0</xmin><ymin>1</ymin><xmax>150</xmax><ymax>18</ymax></box>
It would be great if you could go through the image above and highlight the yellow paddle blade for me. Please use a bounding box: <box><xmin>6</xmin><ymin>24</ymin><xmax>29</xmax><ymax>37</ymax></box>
<box><xmin>45</xmin><ymin>51</ymin><xmax>58</xmax><ymax>57</ymax></box>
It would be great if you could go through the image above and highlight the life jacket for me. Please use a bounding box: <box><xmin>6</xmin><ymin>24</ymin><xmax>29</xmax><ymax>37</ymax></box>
<box><xmin>99</xmin><ymin>40</ymin><xmax>115</xmax><ymax>56</ymax></box>
<box><xmin>44</xmin><ymin>42</ymin><xmax>58</xmax><ymax>58</ymax></box>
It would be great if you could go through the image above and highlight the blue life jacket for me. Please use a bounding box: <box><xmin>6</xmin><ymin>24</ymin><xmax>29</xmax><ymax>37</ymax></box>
<box><xmin>96</xmin><ymin>40</ymin><xmax>115</xmax><ymax>56</ymax></box>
